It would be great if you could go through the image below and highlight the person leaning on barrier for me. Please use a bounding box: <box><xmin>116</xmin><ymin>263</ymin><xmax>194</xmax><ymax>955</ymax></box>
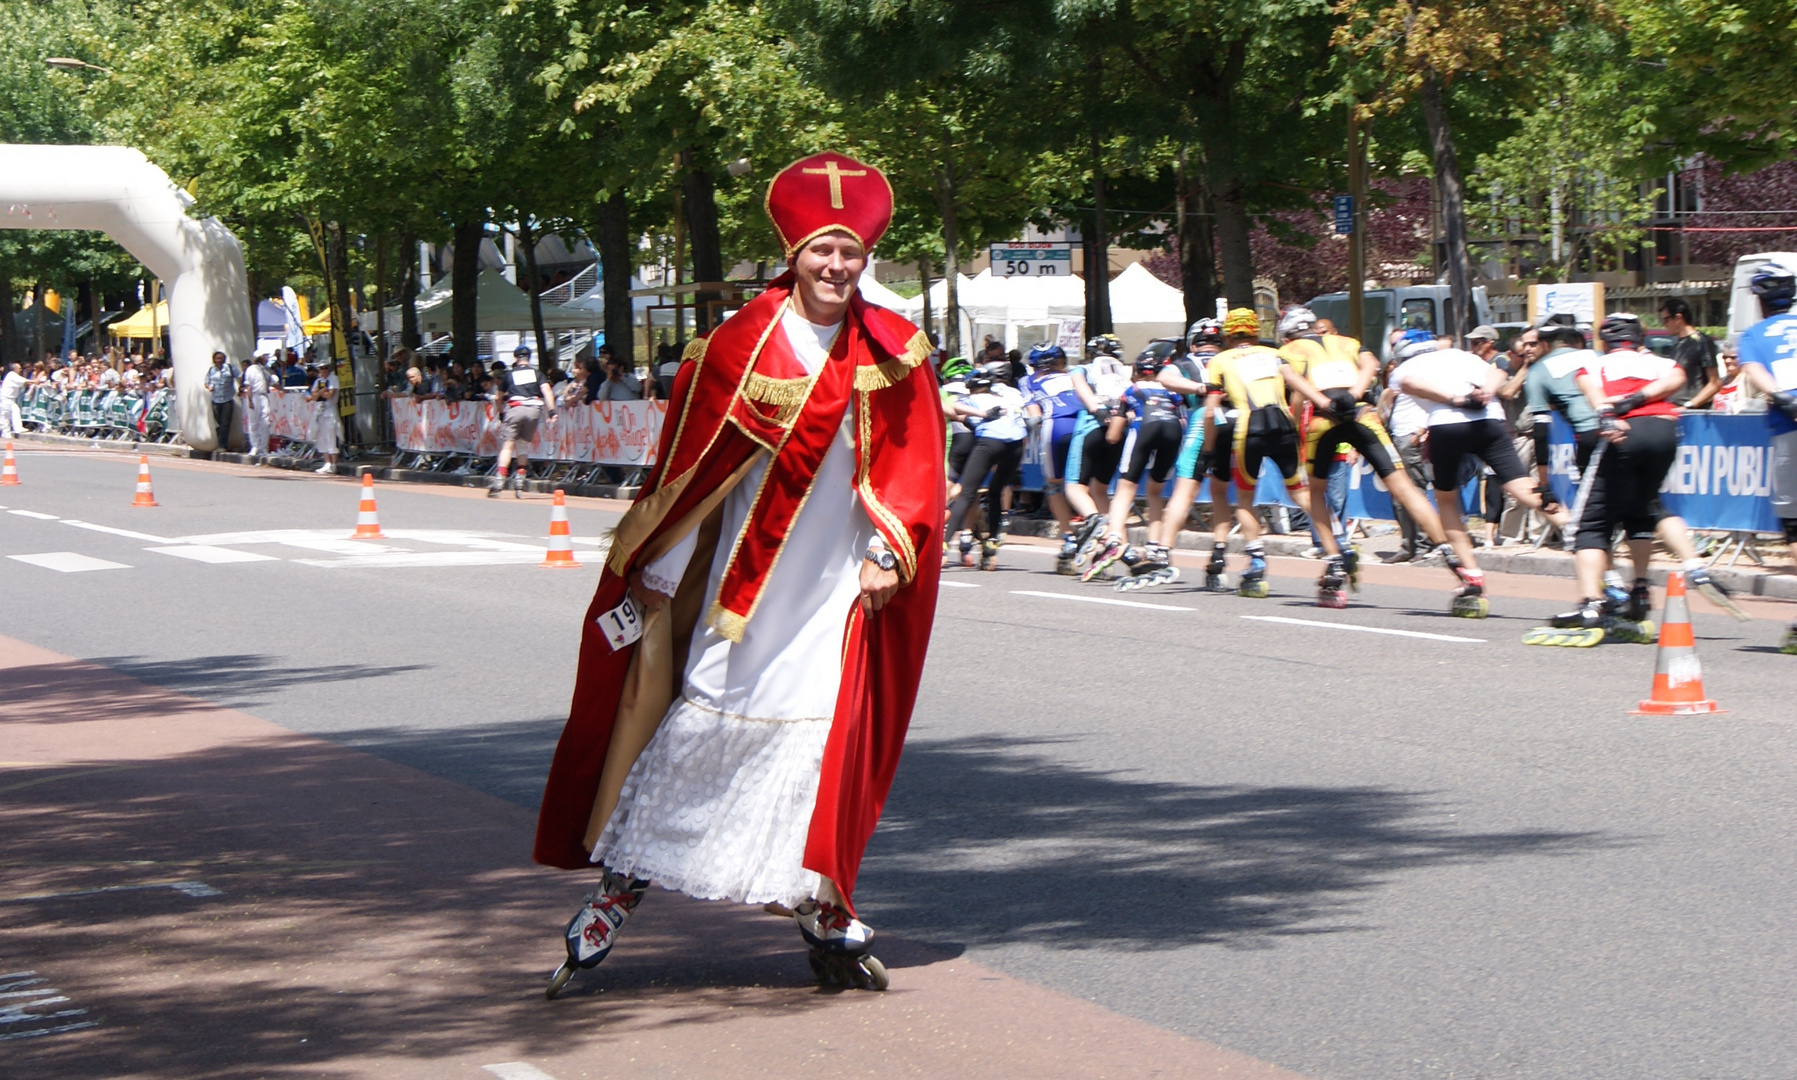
<box><xmin>0</xmin><ymin>362</ymin><xmax>26</xmax><ymax>438</ymax></box>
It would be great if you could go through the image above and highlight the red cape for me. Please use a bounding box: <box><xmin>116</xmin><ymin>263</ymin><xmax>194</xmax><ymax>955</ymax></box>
<box><xmin>533</xmin><ymin>277</ymin><xmax>944</xmax><ymax>913</ymax></box>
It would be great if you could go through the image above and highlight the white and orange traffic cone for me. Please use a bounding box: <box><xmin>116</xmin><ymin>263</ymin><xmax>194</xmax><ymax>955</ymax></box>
<box><xmin>131</xmin><ymin>455</ymin><xmax>158</xmax><ymax>507</ymax></box>
<box><xmin>0</xmin><ymin>442</ymin><xmax>19</xmax><ymax>486</ymax></box>
<box><xmin>351</xmin><ymin>472</ymin><xmax>386</xmax><ymax>539</ymax></box>
<box><xmin>1633</xmin><ymin>571</ymin><xmax>1723</xmax><ymax>715</ymax></box>
<box><xmin>541</xmin><ymin>489</ymin><xmax>581</xmax><ymax>568</ymax></box>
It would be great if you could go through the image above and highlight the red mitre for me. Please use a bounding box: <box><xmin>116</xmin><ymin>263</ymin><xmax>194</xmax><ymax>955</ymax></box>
<box><xmin>765</xmin><ymin>152</ymin><xmax>893</xmax><ymax>256</ymax></box>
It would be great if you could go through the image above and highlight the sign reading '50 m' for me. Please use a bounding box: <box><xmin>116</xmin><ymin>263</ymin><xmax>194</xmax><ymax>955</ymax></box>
<box><xmin>990</xmin><ymin>243</ymin><xmax>1073</xmax><ymax>277</ymax></box>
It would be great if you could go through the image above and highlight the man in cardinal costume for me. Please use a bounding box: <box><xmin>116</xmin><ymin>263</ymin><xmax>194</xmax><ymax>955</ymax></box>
<box><xmin>534</xmin><ymin>152</ymin><xmax>944</xmax><ymax>995</ymax></box>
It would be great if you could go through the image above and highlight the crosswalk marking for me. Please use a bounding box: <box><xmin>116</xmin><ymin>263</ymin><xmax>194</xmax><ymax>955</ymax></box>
<box><xmin>63</xmin><ymin>520</ymin><xmax>174</xmax><ymax>543</ymax></box>
<box><xmin>0</xmin><ymin>972</ymin><xmax>96</xmax><ymax>1043</ymax></box>
<box><xmin>145</xmin><ymin>545</ymin><xmax>279</xmax><ymax>565</ymax></box>
<box><xmin>484</xmin><ymin>1064</ymin><xmax>560</xmax><ymax>1080</ymax></box>
<box><xmin>8</xmin><ymin>552</ymin><xmax>131</xmax><ymax>573</ymax></box>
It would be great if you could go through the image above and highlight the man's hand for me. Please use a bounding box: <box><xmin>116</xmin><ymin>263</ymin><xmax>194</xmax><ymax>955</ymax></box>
<box><xmin>628</xmin><ymin>570</ymin><xmax>674</xmax><ymax>612</ymax></box>
<box><xmin>858</xmin><ymin>560</ymin><xmax>901</xmax><ymax>615</ymax></box>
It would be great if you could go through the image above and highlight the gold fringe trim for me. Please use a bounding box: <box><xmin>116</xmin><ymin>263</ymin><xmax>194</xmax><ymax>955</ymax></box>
<box><xmin>708</xmin><ymin>602</ymin><xmax>750</xmax><ymax>644</ymax></box>
<box><xmin>744</xmin><ymin>372</ymin><xmax>814</xmax><ymax>424</ymax></box>
<box><xmin>853</xmin><ymin>329</ymin><xmax>932</xmax><ymax>392</ymax></box>
<box><xmin>681</xmin><ymin>336</ymin><xmax>708</xmax><ymax>362</ymax></box>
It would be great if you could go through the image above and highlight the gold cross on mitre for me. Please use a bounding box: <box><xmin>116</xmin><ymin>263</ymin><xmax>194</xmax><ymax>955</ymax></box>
<box><xmin>801</xmin><ymin>159</ymin><xmax>869</xmax><ymax>210</ymax></box>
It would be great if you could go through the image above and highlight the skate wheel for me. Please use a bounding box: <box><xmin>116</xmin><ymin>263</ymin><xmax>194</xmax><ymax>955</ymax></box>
<box><xmin>806</xmin><ymin>949</ymin><xmax>828</xmax><ymax>982</ymax></box>
<box><xmin>546</xmin><ymin>960</ymin><xmax>576</xmax><ymax>1000</ymax></box>
<box><xmin>1452</xmin><ymin>597</ymin><xmax>1489</xmax><ymax>618</ymax></box>
<box><xmin>857</xmin><ymin>953</ymin><xmax>889</xmax><ymax>991</ymax></box>
<box><xmin>1317</xmin><ymin>591</ymin><xmax>1346</xmax><ymax>609</ymax></box>
<box><xmin>1239</xmin><ymin>582</ymin><xmax>1268</xmax><ymax>599</ymax></box>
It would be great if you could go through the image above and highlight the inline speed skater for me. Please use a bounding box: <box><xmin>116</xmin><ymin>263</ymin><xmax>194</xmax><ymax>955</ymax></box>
<box><xmin>1731</xmin><ymin>257</ymin><xmax>1797</xmax><ymax>653</ymax></box>
<box><xmin>1104</xmin><ymin>344</ymin><xmax>1187</xmax><ymax>590</ymax></box>
<box><xmin>1066</xmin><ymin>334</ymin><xmax>1133</xmax><ymax>576</ymax></box>
<box><xmin>1024</xmin><ymin>344</ymin><xmax>1091</xmax><ymax>573</ymax></box>
<box><xmin>939</xmin><ymin>356</ymin><xmax>977</xmax><ymax>563</ymax></box>
<box><xmin>1391</xmin><ymin>331</ymin><xmax>1567</xmax><ymax>617</ymax></box>
<box><xmin>1201</xmin><ymin>308</ymin><xmax>1330</xmax><ymax>597</ymax></box>
<box><xmin>1277</xmin><ymin>307</ymin><xmax>1451</xmax><ymax>608</ymax></box>
<box><xmin>1126</xmin><ymin>319</ymin><xmax>1226</xmax><ymax>592</ymax></box>
<box><xmin>1534</xmin><ymin>313</ymin><xmax>1744</xmax><ymax>644</ymax></box>
<box><xmin>944</xmin><ymin>363</ymin><xmax>1029</xmax><ymax>570</ymax></box>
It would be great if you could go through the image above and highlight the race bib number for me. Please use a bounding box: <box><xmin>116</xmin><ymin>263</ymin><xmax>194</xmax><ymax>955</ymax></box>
<box><xmin>1235</xmin><ymin>354</ymin><xmax>1278</xmax><ymax>384</ymax></box>
<box><xmin>1311</xmin><ymin>360</ymin><xmax>1358</xmax><ymax>388</ymax></box>
<box><xmin>595</xmin><ymin>595</ymin><xmax>643</xmax><ymax>651</ymax></box>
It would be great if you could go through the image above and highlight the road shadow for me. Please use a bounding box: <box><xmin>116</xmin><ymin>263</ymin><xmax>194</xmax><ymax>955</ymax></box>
<box><xmin>92</xmin><ymin>653</ymin><xmax>429</xmax><ymax>712</ymax></box>
<box><xmin>860</xmin><ymin>734</ymin><xmax>1621</xmax><ymax>953</ymax></box>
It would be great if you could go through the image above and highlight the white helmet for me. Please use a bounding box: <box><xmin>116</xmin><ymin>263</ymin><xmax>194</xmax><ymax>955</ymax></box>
<box><xmin>1277</xmin><ymin>306</ymin><xmax>1318</xmax><ymax>340</ymax></box>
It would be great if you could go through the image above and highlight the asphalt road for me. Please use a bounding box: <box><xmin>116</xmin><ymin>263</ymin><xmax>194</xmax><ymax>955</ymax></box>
<box><xmin>4</xmin><ymin>446</ymin><xmax>1795</xmax><ymax>1080</ymax></box>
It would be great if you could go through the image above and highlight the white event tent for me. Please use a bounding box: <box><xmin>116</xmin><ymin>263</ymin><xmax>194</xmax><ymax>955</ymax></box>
<box><xmin>888</xmin><ymin>265</ymin><xmax>1187</xmax><ymax>359</ymax></box>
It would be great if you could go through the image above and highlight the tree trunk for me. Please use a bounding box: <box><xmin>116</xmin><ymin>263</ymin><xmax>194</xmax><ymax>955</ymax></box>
<box><xmin>517</xmin><ymin>220</ymin><xmax>550</xmax><ymax>364</ymax></box>
<box><xmin>31</xmin><ymin>279</ymin><xmax>46</xmax><ymax>365</ymax></box>
<box><xmin>932</xmin><ymin>165</ymin><xmax>962</xmax><ymax>358</ymax></box>
<box><xmin>77</xmin><ymin>279</ymin><xmax>95</xmax><ymax>356</ymax></box>
<box><xmin>0</xmin><ymin>263</ymin><xmax>17</xmax><ymax>368</ymax></box>
<box><xmin>596</xmin><ymin>192</ymin><xmax>635</xmax><ymax>367</ymax></box>
<box><xmin>1419</xmin><ymin>69</ymin><xmax>1474</xmax><ymax>342</ymax></box>
<box><xmin>1085</xmin><ymin>136</ymin><xmax>1113</xmax><ymax>336</ymax></box>
<box><xmin>328</xmin><ymin>222</ymin><xmax>369</xmax><ymax>447</ymax></box>
<box><xmin>400</xmin><ymin>232</ymin><xmax>421</xmax><ymax>350</ymax></box>
<box><xmin>1177</xmin><ymin>155</ymin><xmax>1219</xmax><ymax>328</ymax></box>
<box><xmin>1210</xmin><ymin>174</ymin><xmax>1255</xmax><ymax>310</ymax></box>
<box><xmin>451</xmin><ymin>215</ymin><xmax>483</xmax><ymax>370</ymax></box>
<box><xmin>374</xmin><ymin>233</ymin><xmax>387</xmax><ymax>363</ymax></box>
<box><xmin>682</xmin><ymin>160</ymin><xmax>725</xmax><ymax>335</ymax></box>
<box><xmin>918</xmin><ymin>256</ymin><xmax>935</xmax><ymax>344</ymax></box>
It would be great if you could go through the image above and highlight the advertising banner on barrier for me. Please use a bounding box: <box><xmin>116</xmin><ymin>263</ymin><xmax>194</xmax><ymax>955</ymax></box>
<box><xmin>1545</xmin><ymin>412</ymin><xmax>1780</xmax><ymax>533</ymax></box>
<box><xmin>387</xmin><ymin>398</ymin><xmax>667</xmax><ymax>466</ymax></box>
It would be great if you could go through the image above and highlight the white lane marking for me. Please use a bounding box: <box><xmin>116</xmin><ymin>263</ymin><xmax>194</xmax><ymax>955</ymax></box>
<box><xmin>7</xmin><ymin>552</ymin><xmax>130</xmax><ymax>573</ymax></box>
<box><xmin>0</xmin><ymin>972</ymin><xmax>95</xmax><ymax>1042</ymax></box>
<box><xmin>145</xmin><ymin>545</ymin><xmax>279</xmax><ymax>565</ymax></box>
<box><xmin>1241</xmin><ymin>614</ymin><xmax>1485</xmax><ymax>644</ymax></box>
<box><xmin>294</xmin><ymin>551</ymin><xmax>555</xmax><ymax>570</ymax></box>
<box><xmin>939</xmin><ymin>580</ymin><xmax>980</xmax><ymax>588</ymax></box>
<box><xmin>484</xmin><ymin>1065</ymin><xmax>560</xmax><ymax>1080</ymax></box>
<box><xmin>0</xmin><ymin>880</ymin><xmax>223</xmax><ymax>904</ymax></box>
<box><xmin>1012</xmin><ymin>589</ymin><xmax>1194</xmax><ymax>612</ymax></box>
<box><xmin>7</xmin><ymin>510</ymin><xmax>57</xmax><ymax>520</ymax></box>
<box><xmin>62</xmin><ymin>520</ymin><xmax>174</xmax><ymax>543</ymax></box>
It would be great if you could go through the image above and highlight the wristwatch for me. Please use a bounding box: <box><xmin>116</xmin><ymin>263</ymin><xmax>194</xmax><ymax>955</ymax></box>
<box><xmin>863</xmin><ymin>547</ymin><xmax>897</xmax><ymax>572</ymax></box>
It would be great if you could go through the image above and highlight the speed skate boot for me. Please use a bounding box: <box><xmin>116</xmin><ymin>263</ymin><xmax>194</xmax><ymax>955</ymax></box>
<box><xmin>1781</xmin><ymin>620</ymin><xmax>1797</xmax><ymax>655</ymax></box>
<box><xmin>1070</xmin><ymin>513</ymin><xmax>1107</xmax><ymax>572</ymax></box>
<box><xmin>546</xmin><ymin>870</ymin><xmax>649</xmax><ymax>999</ymax></box>
<box><xmin>1597</xmin><ymin>577</ymin><xmax>1657</xmax><ymax>644</ymax></box>
<box><xmin>1055</xmin><ymin>529</ymin><xmax>1080</xmax><ymax>575</ymax></box>
<box><xmin>1237</xmin><ymin>542</ymin><xmax>1269</xmax><ymax>598</ymax></box>
<box><xmin>1081</xmin><ymin>533</ymin><xmax>1126</xmax><ymax>583</ymax></box>
<box><xmin>1685</xmin><ymin>564</ymin><xmax>1749</xmax><ymax>620</ymax></box>
<box><xmin>486</xmin><ymin>468</ymin><xmax>509</xmax><ymax>498</ymax></box>
<box><xmin>795</xmin><ymin>899</ymin><xmax>888</xmax><ymax>991</ymax></box>
<box><xmin>979</xmin><ymin>536</ymin><xmax>1002</xmax><ymax>571</ymax></box>
<box><xmin>1317</xmin><ymin>554</ymin><xmax>1348</xmax><ymax>608</ymax></box>
<box><xmin>1341</xmin><ymin>545</ymin><xmax>1361</xmax><ymax>592</ymax></box>
<box><xmin>958</xmin><ymin>530</ymin><xmax>976</xmax><ymax>568</ymax></box>
<box><xmin>1204</xmin><ymin>542</ymin><xmax>1229</xmax><ymax>592</ymax></box>
<box><xmin>1524</xmin><ymin>597</ymin><xmax>1606</xmax><ymax>647</ymax></box>
<box><xmin>1116</xmin><ymin>543</ymin><xmax>1178</xmax><ymax>592</ymax></box>
<box><xmin>1440</xmin><ymin>549</ymin><xmax>1487</xmax><ymax>617</ymax></box>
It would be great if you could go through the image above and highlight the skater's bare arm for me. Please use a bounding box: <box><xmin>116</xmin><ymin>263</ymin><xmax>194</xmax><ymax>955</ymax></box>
<box><xmin>1280</xmin><ymin>366</ymin><xmax>1333</xmax><ymax>413</ymax></box>
<box><xmin>1158</xmin><ymin>368</ymin><xmax>1206</xmax><ymax>396</ymax></box>
<box><xmin>1071</xmin><ymin>370</ymin><xmax>1102</xmax><ymax>414</ymax></box>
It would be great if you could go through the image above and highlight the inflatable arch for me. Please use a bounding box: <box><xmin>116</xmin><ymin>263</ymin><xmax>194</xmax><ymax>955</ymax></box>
<box><xmin>1</xmin><ymin>144</ymin><xmax>253</xmax><ymax>451</ymax></box>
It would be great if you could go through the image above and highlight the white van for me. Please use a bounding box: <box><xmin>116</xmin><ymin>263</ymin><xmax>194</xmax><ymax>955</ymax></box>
<box><xmin>1303</xmin><ymin>284</ymin><xmax>1492</xmax><ymax>359</ymax></box>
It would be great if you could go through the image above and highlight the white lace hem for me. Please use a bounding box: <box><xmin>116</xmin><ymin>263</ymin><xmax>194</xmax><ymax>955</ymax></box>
<box><xmin>592</xmin><ymin>697</ymin><xmax>829</xmax><ymax>907</ymax></box>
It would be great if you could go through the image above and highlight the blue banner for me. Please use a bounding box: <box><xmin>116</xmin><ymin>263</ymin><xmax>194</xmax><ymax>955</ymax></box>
<box><xmin>1545</xmin><ymin>412</ymin><xmax>1780</xmax><ymax>533</ymax></box>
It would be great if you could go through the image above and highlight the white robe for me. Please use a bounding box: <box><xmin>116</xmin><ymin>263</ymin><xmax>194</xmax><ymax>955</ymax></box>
<box><xmin>592</xmin><ymin>309</ymin><xmax>877</xmax><ymax>905</ymax></box>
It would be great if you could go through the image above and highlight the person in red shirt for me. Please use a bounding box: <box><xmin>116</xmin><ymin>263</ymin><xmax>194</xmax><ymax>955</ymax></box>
<box><xmin>1549</xmin><ymin>313</ymin><xmax>1733</xmax><ymax>630</ymax></box>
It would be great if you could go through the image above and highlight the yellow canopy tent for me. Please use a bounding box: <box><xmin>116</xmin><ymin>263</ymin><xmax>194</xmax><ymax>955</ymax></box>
<box><xmin>109</xmin><ymin>301</ymin><xmax>170</xmax><ymax>339</ymax></box>
<box><xmin>301</xmin><ymin>308</ymin><xmax>331</xmax><ymax>334</ymax></box>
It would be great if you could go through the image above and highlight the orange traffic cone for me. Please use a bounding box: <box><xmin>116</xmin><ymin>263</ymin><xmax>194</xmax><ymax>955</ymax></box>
<box><xmin>0</xmin><ymin>442</ymin><xmax>19</xmax><ymax>486</ymax></box>
<box><xmin>541</xmin><ymin>489</ymin><xmax>581</xmax><ymax>568</ymax></box>
<box><xmin>1634</xmin><ymin>572</ymin><xmax>1723</xmax><ymax>715</ymax></box>
<box><xmin>351</xmin><ymin>472</ymin><xmax>385</xmax><ymax>539</ymax></box>
<box><xmin>131</xmin><ymin>455</ymin><xmax>158</xmax><ymax>507</ymax></box>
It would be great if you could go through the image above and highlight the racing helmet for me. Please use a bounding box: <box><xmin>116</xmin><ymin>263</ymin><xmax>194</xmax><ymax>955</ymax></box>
<box><xmin>1133</xmin><ymin>340</ymin><xmax>1178</xmax><ymax>379</ymax></box>
<box><xmin>1086</xmin><ymin>333</ymin><xmax>1122</xmax><ymax>357</ymax></box>
<box><xmin>1188</xmin><ymin>318</ymin><xmax>1222</xmax><ymax>346</ymax></box>
<box><xmin>1277</xmin><ymin>306</ymin><xmax>1318</xmax><ymax>340</ymax></box>
<box><xmin>939</xmin><ymin>355</ymin><xmax>973</xmax><ymax>381</ymax></box>
<box><xmin>1027</xmin><ymin>342</ymin><xmax>1066</xmax><ymax>368</ymax></box>
<box><xmin>964</xmin><ymin>366</ymin><xmax>994</xmax><ymax>392</ymax></box>
<box><xmin>1394</xmin><ymin>328</ymin><xmax>1441</xmax><ymax>362</ymax></box>
<box><xmin>1749</xmin><ymin>257</ymin><xmax>1797</xmax><ymax>312</ymax></box>
<box><xmin>1533</xmin><ymin>311</ymin><xmax>1586</xmax><ymax>349</ymax></box>
<box><xmin>1597</xmin><ymin>311</ymin><xmax>1646</xmax><ymax>347</ymax></box>
<box><xmin>1222</xmin><ymin>307</ymin><xmax>1259</xmax><ymax>338</ymax></box>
